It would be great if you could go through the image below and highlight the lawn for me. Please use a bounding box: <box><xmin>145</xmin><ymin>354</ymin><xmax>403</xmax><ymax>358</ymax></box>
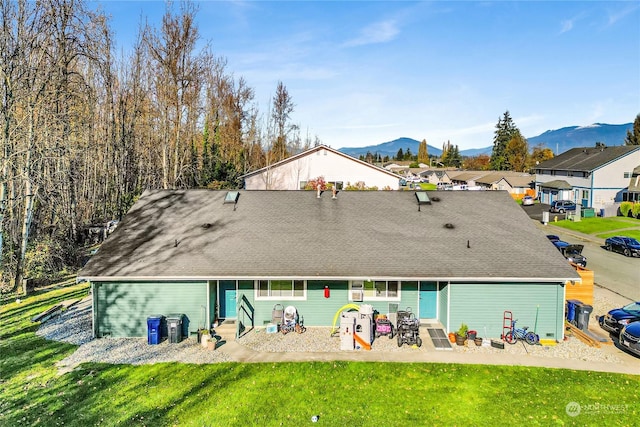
<box><xmin>551</xmin><ymin>217</ymin><xmax>640</xmax><ymax>237</ymax></box>
<box><xmin>1</xmin><ymin>284</ymin><xmax>638</xmax><ymax>426</ymax></box>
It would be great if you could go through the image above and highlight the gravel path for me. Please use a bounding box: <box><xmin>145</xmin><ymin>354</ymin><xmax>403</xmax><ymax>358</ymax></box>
<box><xmin>37</xmin><ymin>293</ymin><xmax>627</xmax><ymax>372</ymax></box>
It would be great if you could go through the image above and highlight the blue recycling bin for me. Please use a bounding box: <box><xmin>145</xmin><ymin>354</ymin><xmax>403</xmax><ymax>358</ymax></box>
<box><xmin>566</xmin><ymin>299</ymin><xmax>582</xmax><ymax>324</ymax></box>
<box><xmin>147</xmin><ymin>315</ymin><xmax>164</xmax><ymax>345</ymax></box>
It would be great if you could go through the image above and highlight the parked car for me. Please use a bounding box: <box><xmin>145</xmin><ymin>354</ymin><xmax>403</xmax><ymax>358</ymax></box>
<box><xmin>604</xmin><ymin>236</ymin><xmax>640</xmax><ymax>257</ymax></box>
<box><xmin>619</xmin><ymin>321</ymin><xmax>640</xmax><ymax>357</ymax></box>
<box><xmin>549</xmin><ymin>200</ymin><xmax>577</xmax><ymax>213</ymax></box>
<box><xmin>522</xmin><ymin>195</ymin><xmax>534</xmax><ymax>206</ymax></box>
<box><xmin>546</xmin><ymin>234</ymin><xmax>560</xmax><ymax>242</ymax></box>
<box><xmin>598</xmin><ymin>301</ymin><xmax>640</xmax><ymax>336</ymax></box>
<box><xmin>550</xmin><ymin>240</ymin><xmax>587</xmax><ymax>267</ymax></box>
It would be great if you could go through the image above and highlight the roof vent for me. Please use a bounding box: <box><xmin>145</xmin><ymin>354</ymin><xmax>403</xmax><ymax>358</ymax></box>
<box><xmin>444</xmin><ymin>223</ymin><xmax>455</xmax><ymax>229</ymax></box>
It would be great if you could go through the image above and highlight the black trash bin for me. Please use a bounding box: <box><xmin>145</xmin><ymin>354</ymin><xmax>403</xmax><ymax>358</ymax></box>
<box><xmin>575</xmin><ymin>303</ymin><xmax>593</xmax><ymax>331</ymax></box>
<box><xmin>167</xmin><ymin>313</ymin><xmax>184</xmax><ymax>343</ymax></box>
<box><xmin>147</xmin><ymin>315</ymin><xmax>164</xmax><ymax>345</ymax></box>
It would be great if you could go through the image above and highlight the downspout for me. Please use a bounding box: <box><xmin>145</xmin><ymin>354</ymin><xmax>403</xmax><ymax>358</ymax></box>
<box><xmin>91</xmin><ymin>282</ymin><xmax>97</xmax><ymax>338</ymax></box>
<box><xmin>590</xmin><ymin>172</ymin><xmax>594</xmax><ymax>208</ymax></box>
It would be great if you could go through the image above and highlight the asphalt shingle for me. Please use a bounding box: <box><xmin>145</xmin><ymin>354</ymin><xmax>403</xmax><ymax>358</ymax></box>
<box><xmin>80</xmin><ymin>189</ymin><xmax>579</xmax><ymax>282</ymax></box>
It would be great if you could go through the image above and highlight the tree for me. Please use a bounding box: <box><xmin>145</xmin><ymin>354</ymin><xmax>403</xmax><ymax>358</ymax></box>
<box><xmin>395</xmin><ymin>148</ymin><xmax>404</xmax><ymax>160</ymax></box>
<box><xmin>529</xmin><ymin>144</ymin><xmax>554</xmax><ymax>167</ymax></box>
<box><xmin>504</xmin><ymin>131</ymin><xmax>529</xmax><ymax>172</ymax></box>
<box><xmin>463</xmin><ymin>155</ymin><xmax>491</xmax><ymax>170</ymax></box>
<box><xmin>624</xmin><ymin>114</ymin><xmax>640</xmax><ymax>145</ymax></box>
<box><xmin>417</xmin><ymin>139</ymin><xmax>429</xmax><ymax>163</ymax></box>
<box><xmin>490</xmin><ymin>111</ymin><xmax>521</xmax><ymax>170</ymax></box>
<box><xmin>441</xmin><ymin>140</ymin><xmax>461</xmax><ymax>167</ymax></box>
<box><xmin>270</xmin><ymin>81</ymin><xmax>295</xmax><ymax>162</ymax></box>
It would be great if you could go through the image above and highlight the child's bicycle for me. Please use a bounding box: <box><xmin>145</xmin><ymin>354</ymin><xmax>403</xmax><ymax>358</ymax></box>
<box><xmin>502</xmin><ymin>319</ymin><xmax>539</xmax><ymax>345</ymax></box>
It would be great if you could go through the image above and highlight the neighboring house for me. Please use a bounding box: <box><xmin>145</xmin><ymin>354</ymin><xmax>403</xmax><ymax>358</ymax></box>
<box><xmin>242</xmin><ymin>145</ymin><xmax>402</xmax><ymax>190</ymax></box>
<box><xmin>623</xmin><ymin>165</ymin><xmax>640</xmax><ymax>202</ymax></box>
<box><xmin>442</xmin><ymin>170</ymin><xmax>534</xmax><ymax>195</ymax></box>
<box><xmin>422</xmin><ymin>169</ymin><xmax>457</xmax><ymax>185</ymax></box>
<box><xmin>79</xmin><ymin>189</ymin><xmax>579</xmax><ymax>342</ymax></box>
<box><xmin>535</xmin><ymin>146</ymin><xmax>640</xmax><ymax>210</ymax></box>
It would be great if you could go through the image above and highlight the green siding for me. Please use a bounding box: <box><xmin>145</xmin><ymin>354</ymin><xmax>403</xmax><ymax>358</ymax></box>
<box><xmin>95</xmin><ymin>281</ymin><xmax>207</xmax><ymax>338</ymax></box>
<box><xmin>234</xmin><ymin>280</ymin><xmax>420</xmax><ymax>327</ymax></box>
<box><xmin>447</xmin><ymin>283</ymin><xmax>563</xmax><ymax>340</ymax></box>
<box><xmin>438</xmin><ymin>283</ymin><xmax>449</xmax><ymax>330</ymax></box>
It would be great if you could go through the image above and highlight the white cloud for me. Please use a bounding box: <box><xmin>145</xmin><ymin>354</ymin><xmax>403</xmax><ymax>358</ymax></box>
<box><xmin>342</xmin><ymin>20</ymin><xmax>400</xmax><ymax>47</ymax></box>
<box><xmin>560</xmin><ymin>19</ymin><xmax>574</xmax><ymax>34</ymax></box>
<box><xmin>607</xmin><ymin>4</ymin><xmax>640</xmax><ymax>26</ymax></box>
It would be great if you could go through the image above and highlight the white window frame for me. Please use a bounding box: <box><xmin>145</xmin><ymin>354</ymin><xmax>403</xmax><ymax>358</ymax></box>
<box><xmin>349</xmin><ymin>280</ymin><xmax>401</xmax><ymax>301</ymax></box>
<box><xmin>255</xmin><ymin>279</ymin><xmax>307</xmax><ymax>301</ymax></box>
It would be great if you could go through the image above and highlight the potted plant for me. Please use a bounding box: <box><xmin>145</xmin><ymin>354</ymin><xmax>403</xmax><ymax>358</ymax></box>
<box><xmin>200</xmin><ymin>329</ymin><xmax>211</xmax><ymax>348</ymax></box>
<box><xmin>455</xmin><ymin>323</ymin><xmax>468</xmax><ymax>346</ymax></box>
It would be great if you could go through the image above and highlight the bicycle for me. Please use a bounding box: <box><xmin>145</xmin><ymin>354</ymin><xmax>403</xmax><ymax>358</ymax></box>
<box><xmin>502</xmin><ymin>319</ymin><xmax>539</xmax><ymax>345</ymax></box>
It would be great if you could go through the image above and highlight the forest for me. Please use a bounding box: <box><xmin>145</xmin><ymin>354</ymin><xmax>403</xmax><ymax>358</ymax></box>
<box><xmin>0</xmin><ymin>0</ymin><xmax>311</xmax><ymax>292</ymax></box>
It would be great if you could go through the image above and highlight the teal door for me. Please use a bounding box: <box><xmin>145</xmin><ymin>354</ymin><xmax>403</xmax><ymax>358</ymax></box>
<box><xmin>419</xmin><ymin>282</ymin><xmax>437</xmax><ymax>319</ymax></box>
<box><xmin>220</xmin><ymin>280</ymin><xmax>237</xmax><ymax>319</ymax></box>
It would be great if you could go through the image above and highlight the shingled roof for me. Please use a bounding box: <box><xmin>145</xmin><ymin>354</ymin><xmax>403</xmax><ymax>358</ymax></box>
<box><xmin>536</xmin><ymin>146</ymin><xmax>640</xmax><ymax>172</ymax></box>
<box><xmin>80</xmin><ymin>189</ymin><xmax>579</xmax><ymax>283</ymax></box>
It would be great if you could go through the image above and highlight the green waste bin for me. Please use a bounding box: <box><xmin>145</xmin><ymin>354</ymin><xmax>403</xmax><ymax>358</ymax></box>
<box><xmin>581</xmin><ymin>208</ymin><xmax>595</xmax><ymax>218</ymax></box>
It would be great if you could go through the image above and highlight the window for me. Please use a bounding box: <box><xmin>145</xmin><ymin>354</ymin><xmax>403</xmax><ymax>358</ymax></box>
<box><xmin>351</xmin><ymin>280</ymin><xmax>400</xmax><ymax>300</ymax></box>
<box><xmin>257</xmin><ymin>280</ymin><xmax>305</xmax><ymax>299</ymax></box>
<box><xmin>624</xmin><ymin>172</ymin><xmax>631</xmax><ymax>179</ymax></box>
<box><xmin>299</xmin><ymin>181</ymin><xmax>307</xmax><ymax>190</ymax></box>
<box><xmin>581</xmin><ymin>190</ymin><xmax>589</xmax><ymax>200</ymax></box>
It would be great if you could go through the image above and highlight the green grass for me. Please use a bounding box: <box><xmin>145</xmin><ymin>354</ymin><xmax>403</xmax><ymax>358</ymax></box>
<box><xmin>551</xmin><ymin>217</ymin><xmax>640</xmax><ymax>235</ymax></box>
<box><xmin>1</xmin><ymin>284</ymin><xmax>639</xmax><ymax>426</ymax></box>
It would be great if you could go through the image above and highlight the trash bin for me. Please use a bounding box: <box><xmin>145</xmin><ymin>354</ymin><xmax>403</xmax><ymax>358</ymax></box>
<box><xmin>147</xmin><ymin>315</ymin><xmax>164</xmax><ymax>345</ymax></box>
<box><xmin>575</xmin><ymin>304</ymin><xmax>593</xmax><ymax>331</ymax></box>
<box><xmin>167</xmin><ymin>313</ymin><xmax>184</xmax><ymax>343</ymax></box>
<box><xmin>581</xmin><ymin>208</ymin><xmax>595</xmax><ymax>218</ymax></box>
<box><xmin>566</xmin><ymin>299</ymin><xmax>582</xmax><ymax>324</ymax></box>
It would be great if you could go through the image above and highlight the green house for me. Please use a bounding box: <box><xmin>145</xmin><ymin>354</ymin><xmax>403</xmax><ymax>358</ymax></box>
<box><xmin>79</xmin><ymin>189</ymin><xmax>580</xmax><ymax>341</ymax></box>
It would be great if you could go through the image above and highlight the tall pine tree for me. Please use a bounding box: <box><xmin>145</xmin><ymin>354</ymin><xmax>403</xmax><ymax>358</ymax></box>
<box><xmin>490</xmin><ymin>111</ymin><xmax>521</xmax><ymax>170</ymax></box>
<box><xmin>624</xmin><ymin>114</ymin><xmax>640</xmax><ymax>145</ymax></box>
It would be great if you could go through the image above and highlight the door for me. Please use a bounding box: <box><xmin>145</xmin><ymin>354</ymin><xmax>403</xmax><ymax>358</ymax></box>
<box><xmin>219</xmin><ymin>280</ymin><xmax>237</xmax><ymax>319</ymax></box>
<box><xmin>419</xmin><ymin>282</ymin><xmax>437</xmax><ymax>319</ymax></box>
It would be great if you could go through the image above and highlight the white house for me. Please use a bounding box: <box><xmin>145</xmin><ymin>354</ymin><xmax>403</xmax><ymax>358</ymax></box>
<box><xmin>242</xmin><ymin>145</ymin><xmax>402</xmax><ymax>190</ymax></box>
<box><xmin>534</xmin><ymin>146</ymin><xmax>640</xmax><ymax>211</ymax></box>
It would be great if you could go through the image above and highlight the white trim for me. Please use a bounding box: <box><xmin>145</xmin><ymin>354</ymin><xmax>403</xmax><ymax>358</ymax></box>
<box><xmin>81</xmin><ymin>275</ymin><xmax>580</xmax><ymax>283</ymax></box>
<box><xmin>254</xmin><ymin>279</ymin><xmax>308</xmax><ymax>301</ymax></box>
<box><xmin>348</xmin><ymin>280</ymin><xmax>402</xmax><ymax>302</ymax></box>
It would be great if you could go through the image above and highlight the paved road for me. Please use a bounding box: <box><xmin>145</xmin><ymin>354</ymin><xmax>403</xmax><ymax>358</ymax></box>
<box><xmin>523</xmin><ymin>204</ymin><xmax>640</xmax><ymax>302</ymax></box>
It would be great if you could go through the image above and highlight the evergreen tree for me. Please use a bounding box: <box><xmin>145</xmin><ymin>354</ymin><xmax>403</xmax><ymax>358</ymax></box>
<box><xmin>490</xmin><ymin>111</ymin><xmax>520</xmax><ymax>170</ymax></box>
<box><xmin>624</xmin><ymin>113</ymin><xmax>640</xmax><ymax>145</ymax></box>
<box><xmin>449</xmin><ymin>145</ymin><xmax>462</xmax><ymax>167</ymax></box>
<box><xmin>395</xmin><ymin>148</ymin><xmax>404</xmax><ymax>160</ymax></box>
<box><xmin>404</xmin><ymin>148</ymin><xmax>413</xmax><ymax>160</ymax></box>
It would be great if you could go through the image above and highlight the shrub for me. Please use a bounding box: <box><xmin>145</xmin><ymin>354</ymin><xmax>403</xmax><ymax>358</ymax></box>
<box><xmin>633</xmin><ymin>203</ymin><xmax>640</xmax><ymax>219</ymax></box>
<box><xmin>620</xmin><ymin>201</ymin><xmax>633</xmax><ymax>217</ymax></box>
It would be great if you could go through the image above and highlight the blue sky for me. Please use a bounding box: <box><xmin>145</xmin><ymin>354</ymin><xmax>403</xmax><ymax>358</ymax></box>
<box><xmin>95</xmin><ymin>1</ymin><xmax>640</xmax><ymax>150</ymax></box>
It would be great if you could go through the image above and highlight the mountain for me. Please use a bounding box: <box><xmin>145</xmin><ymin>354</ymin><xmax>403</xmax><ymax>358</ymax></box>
<box><xmin>338</xmin><ymin>137</ymin><xmax>442</xmax><ymax>159</ymax></box>
<box><xmin>338</xmin><ymin>123</ymin><xmax>632</xmax><ymax>159</ymax></box>
<box><xmin>527</xmin><ymin>123</ymin><xmax>632</xmax><ymax>154</ymax></box>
